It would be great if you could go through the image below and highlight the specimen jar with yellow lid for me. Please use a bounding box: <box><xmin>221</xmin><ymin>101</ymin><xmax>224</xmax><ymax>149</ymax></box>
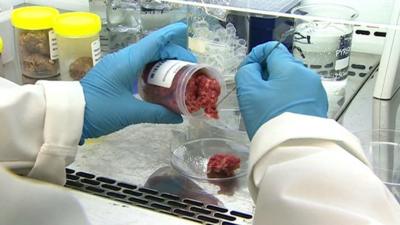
<box><xmin>53</xmin><ymin>12</ymin><xmax>102</xmax><ymax>80</ymax></box>
<box><xmin>11</xmin><ymin>6</ymin><xmax>60</xmax><ymax>78</ymax></box>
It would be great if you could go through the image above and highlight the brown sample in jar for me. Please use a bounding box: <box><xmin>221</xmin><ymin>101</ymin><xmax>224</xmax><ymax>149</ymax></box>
<box><xmin>22</xmin><ymin>53</ymin><xmax>59</xmax><ymax>76</ymax></box>
<box><xmin>19</xmin><ymin>29</ymin><xmax>59</xmax><ymax>77</ymax></box>
<box><xmin>69</xmin><ymin>57</ymin><xmax>93</xmax><ymax>80</ymax></box>
<box><xmin>19</xmin><ymin>30</ymin><xmax>50</xmax><ymax>56</ymax></box>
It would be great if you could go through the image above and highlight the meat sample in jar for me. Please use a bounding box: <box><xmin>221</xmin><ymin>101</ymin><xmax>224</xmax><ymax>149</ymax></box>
<box><xmin>19</xmin><ymin>30</ymin><xmax>51</xmax><ymax>56</ymax></box>
<box><xmin>22</xmin><ymin>53</ymin><xmax>59</xmax><ymax>75</ymax></box>
<box><xmin>185</xmin><ymin>73</ymin><xmax>221</xmax><ymax>119</ymax></box>
<box><xmin>69</xmin><ymin>56</ymin><xmax>93</xmax><ymax>80</ymax></box>
<box><xmin>11</xmin><ymin>6</ymin><xmax>60</xmax><ymax>78</ymax></box>
<box><xmin>139</xmin><ymin>60</ymin><xmax>224</xmax><ymax>119</ymax></box>
<box><xmin>18</xmin><ymin>30</ymin><xmax>59</xmax><ymax>77</ymax></box>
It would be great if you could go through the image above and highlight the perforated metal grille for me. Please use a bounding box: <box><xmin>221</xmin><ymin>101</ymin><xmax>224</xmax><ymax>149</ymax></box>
<box><xmin>65</xmin><ymin>168</ymin><xmax>253</xmax><ymax>225</ymax></box>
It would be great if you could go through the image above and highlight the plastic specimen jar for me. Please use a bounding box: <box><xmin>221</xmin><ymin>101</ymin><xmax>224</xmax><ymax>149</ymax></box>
<box><xmin>11</xmin><ymin>6</ymin><xmax>60</xmax><ymax>78</ymax></box>
<box><xmin>53</xmin><ymin>12</ymin><xmax>102</xmax><ymax>81</ymax></box>
<box><xmin>139</xmin><ymin>60</ymin><xmax>226</xmax><ymax>119</ymax></box>
<box><xmin>291</xmin><ymin>4</ymin><xmax>358</xmax><ymax>81</ymax></box>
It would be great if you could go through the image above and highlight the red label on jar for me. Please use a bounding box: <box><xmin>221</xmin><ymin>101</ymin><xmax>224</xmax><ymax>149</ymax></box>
<box><xmin>147</xmin><ymin>60</ymin><xmax>194</xmax><ymax>88</ymax></box>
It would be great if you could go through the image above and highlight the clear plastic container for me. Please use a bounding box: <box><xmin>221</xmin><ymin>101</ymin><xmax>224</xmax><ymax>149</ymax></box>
<box><xmin>11</xmin><ymin>6</ymin><xmax>60</xmax><ymax>78</ymax></box>
<box><xmin>170</xmin><ymin>138</ymin><xmax>249</xmax><ymax>196</ymax></box>
<box><xmin>171</xmin><ymin>138</ymin><xmax>249</xmax><ymax>181</ymax></box>
<box><xmin>187</xmin><ymin>7</ymin><xmax>248</xmax><ymax>82</ymax></box>
<box><xmin>139</xmin><ymin>60</ymin><xmax>226</xmax><ymax>119</ymax></box>
<box><xmin>354</xmin><ymin>129</ymin><xmax>400</xmax><ymax>202</ymax></box>
<box><xmin>53</xmin><ymin>12</ymin><xmax>102</xmax><ymax>81</ymax></box>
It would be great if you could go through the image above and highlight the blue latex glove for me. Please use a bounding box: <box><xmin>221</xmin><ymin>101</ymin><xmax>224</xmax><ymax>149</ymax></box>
<box><xmin>236</xmin><ymin>41</ymin><xmax>328</xmax><ymax>139</ymax></box>
<box><xmin>80</xmin><ymin>22</ymin><xmax>196</xmax><ymax>140</ymax></box>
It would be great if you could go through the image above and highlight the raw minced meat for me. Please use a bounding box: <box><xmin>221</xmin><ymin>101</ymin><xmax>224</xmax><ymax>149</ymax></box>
<box><xmin>185</xmin><ymin>73</ymin><xmax>221</xmax><ymax>119</ymax></box>
<box><xmin>207</xmin><ymin>153</ymin><xmax>241</xmax><ymax>178</ymax></box>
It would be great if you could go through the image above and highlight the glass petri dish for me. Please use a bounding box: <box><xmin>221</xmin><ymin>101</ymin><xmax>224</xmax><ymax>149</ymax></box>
<box><xmin>170</xmin><ymin>138</ymin><xmax>249</xmax><ymax>182</ymax></box>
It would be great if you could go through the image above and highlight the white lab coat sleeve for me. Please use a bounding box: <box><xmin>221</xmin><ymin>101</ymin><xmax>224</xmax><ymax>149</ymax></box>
<box><xmin>0</xmin><ymin>78</ymin><xmax>85</xmax><ymax>184</ymax></box>
<box><xmin>249</xmin><ymin>113</ymin><xmax>400</xmax><ymax>225</ymax></box>
<box><xmin>0</xmin><ymin>167</ymin><xmax>90</xmax><ymax>225</ymax></box>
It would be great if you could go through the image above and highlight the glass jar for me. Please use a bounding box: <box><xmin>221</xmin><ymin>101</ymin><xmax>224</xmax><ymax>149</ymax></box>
<box><xmin>291</xmin><ymin>4</ymin><xmax>358</xmax><ymax>118</ymax></box>
<box><xmin>11</xmin><ymin>6</ymin><xmax>60</xmax><ymax>79</ymax></box>
<box><xmin>53</xmin><ymin>12</ymin><xmax>102</xmax><ymax>81</ymax></box>
<box><xmin>291</xmin><ymin>4</ymin><xmax>358</xmax><ymax>80</ymax></box>
<box><xmin>138</xmin><ymin>60</ymin><xmax>226</xmax><ymax>119</ymax></box>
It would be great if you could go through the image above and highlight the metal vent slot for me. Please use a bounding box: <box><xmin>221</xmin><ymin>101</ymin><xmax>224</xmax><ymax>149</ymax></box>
<box><xmin>97</xmin><ymin>177</ymin><xmax>116</xmax><ymax>184</ymax></box>
<box><xmin>64</xmin><ymin>169</ymin><xmax>253</xmax><ymax>225</ymax></box>
<box><xmin>207</xmin><ymin>205</ymin><xmax>229</xmax><ymax>213</ymax></box>
<box><xmin>174</xmin><ymin>209</ymin><xmax>196</xmax><ymax>217</ymax></box>
<box><xmin>138</xmin><ymin>187</ymin><xmax>158</xmax><ymax>195</ymax></box>
<box><xmin>230</xmin><ymin>211</ymin><xmax>253</xmax><ymax>219</ymax></box>
<box><xmin>117</xmin><ymin>182</ymin><xmax>136</xmax><ymax>189</ymax></box>
<box><xmin>76</xmin><ymin>171</ymin><xmax>95</xmax><ymax>178</ymax></box>
<box><xmin>374</xmin><ymin>32</ymin><xmax>386</xmax><ymax>37</ymax></box>
<box><xmin>66</xmin><ymin>180</ymin><xmax>83</xmax><ymax>188</ymax></box>
<box><xmin>67</xmin><ymin>174</ymin><xmax>79</xmax><ymax>180</ymax></box>
<box><xmin>102</xmin><ymin>184</ymin><xmax>121</xmax><ymax>191</ymax></box>
<box><xmin>81</xmin><ymin>178</ymin><xmax>100</xmax><ymax>186</ymax></box>
<box><xmin>351</xmin><ymin>64</ymin><xmax>366</xmax><ymax>70</ymax></box>
<box><xmin>359</xmin><ymin>72</ymin><xmax>368</xmax><ymax>77</ymax></box>
<box><xmin>183</xmin><ymin>199</ymin><xmax>204</xmax><ymax>207</ymax></box>
<box><xmin>145</xmin><ymin>195</ymin><xmax>164</xmax><ymax>202</ymax></box>
<box><xmin>191</xmin><ymin>206</ymin><xmax>212</xmax><ymax>215</ymax></box>
<box><xmin>214</xmin><ymin>213</ymin><xmax>236</xmax><ymax>221</ymax></box>
<box><xmin>197</xmin><ymin>215</ymin><xmax>220</xmax><ymax>223</ymax></box>
<box><xmin>324</xmin><ymin>63</ymin><xmax>334</xmax><ymax>68</ymax></box>
<box><xmin>123</xmin><ymin>189</ymin><xmax>142</xmax><ymax>197</ymax></box>
<box><xmin>167</xmin><ymin>200</ymin><xmax>188</xmax><ymax>208</ymax></box>
<box><xmin>151</xmin><ymin>203</ymin><xmax>171</xmax><ymax>211</ymax></box>
<box><xmin>161</xmin><ymin>193</ymin><xmax>180</xmax><ymax>200</ymax></box>
<box><xmin>355</xmin><ymin>30</ymin><xmax>370</xmax><ymax>35</ymax></box>
<box><xmin>348</xmin><ymin>71</ymin><xmax>356</xmax><ymax>76</ymax></box>
<box><xmin>129</xmin><ymin>197</ymin><xmax>148</xmax><ymax>205</ymax></box>
<box><xmin>85</xmin><ymin>186</ymin><xmax>104</xmax><ymax>193</ymax></box>
<box><xmin>222</xmin><ymin>222</ymin><xmax>240</xmax><ymax>225</ymax></box>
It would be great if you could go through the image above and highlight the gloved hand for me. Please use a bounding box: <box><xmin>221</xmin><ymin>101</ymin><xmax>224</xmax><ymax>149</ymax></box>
<box><xmin>80</xmin><ymin>22</ymin><xmax>196</xmax><ymax>140</ymax></box>
<box><xmin>236</xmin><ymin>41</ymin><xmax>328</xmax><ymax>139</ymax></box>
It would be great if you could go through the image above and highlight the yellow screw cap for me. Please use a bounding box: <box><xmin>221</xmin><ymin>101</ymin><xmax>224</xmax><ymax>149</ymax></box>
<box><xmin>0</xmin><ymin>36</ymin><xmax>3</xmax><ymax>53</ymax></box>
<box><xmin>54</xmin><ymin>12</ymin><xmax>101</xmax><ymax>38</ymax></box>
<box><xmin>11</xmin><ymin>6</ymin><xmax>59</xmax><ymax>30</ymax></box>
